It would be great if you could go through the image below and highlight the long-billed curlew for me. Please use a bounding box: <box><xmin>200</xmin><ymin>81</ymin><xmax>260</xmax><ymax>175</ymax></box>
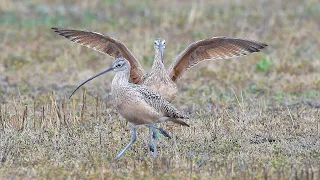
<box><xmin>52</xmin><ymin>28</ymin><xmax>267</xmax><ymax>101</ymax></box>
<box><xmin>52</xmin><ymin>27</ymin><xmax>267</xmax><ymax>147</ymax></box>
<box><xmin>69</xmin><ymin>57</ymin><xmax>189</xmax><ymax>161</ymax></box>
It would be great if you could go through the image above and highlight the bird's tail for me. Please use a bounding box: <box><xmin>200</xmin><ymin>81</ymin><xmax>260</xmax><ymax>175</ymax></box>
<box><xmin>170</xmin><ymin>119</ymin><xmax>190</xmax><ymax>127</ymax></box>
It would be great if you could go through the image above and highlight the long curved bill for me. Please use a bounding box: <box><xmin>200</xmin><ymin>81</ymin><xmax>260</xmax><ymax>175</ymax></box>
<box><xmin>159</xmin><ymin>46</ymin><xmax>164</xmax><ymax>63</ymax></box>
<box><xmin>69</xmin><ymin>67</ymin><xmax>114</xmax><ymax>99</ymax></box>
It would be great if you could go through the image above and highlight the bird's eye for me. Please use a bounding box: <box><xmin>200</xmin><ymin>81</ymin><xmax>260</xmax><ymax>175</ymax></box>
<box><xmin>116</xmin><ymin>64</ymin><xmax>122</xmax><ymax>67</ymax></box>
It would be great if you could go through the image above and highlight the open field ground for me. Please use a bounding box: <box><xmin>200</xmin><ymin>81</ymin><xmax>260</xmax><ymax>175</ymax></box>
<box><xmin>0</xmin><ymin>0</ymin><xmax>320</xmax><ymax>179</ymax></box>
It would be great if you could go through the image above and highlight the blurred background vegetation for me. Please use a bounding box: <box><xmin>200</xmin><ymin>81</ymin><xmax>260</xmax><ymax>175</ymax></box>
<box><xmin>0</xmin><ymin>0</ymin><xmax>319</xmax><ymax>179</ymax></box>
<box><xmin>0</xmin><ymin>0</ymin><xmax>319</xmax><ymax>102</ymax></box>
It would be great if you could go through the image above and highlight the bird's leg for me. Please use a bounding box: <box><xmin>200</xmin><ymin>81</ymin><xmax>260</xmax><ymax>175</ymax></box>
<box><xmin>151</xmin><ymin>126</ymin><xmax>157</xmax><ymax>158</ymax></box>
<box><xmin>152</xmin><ymin>125</ymin><xmax>171</xmax><ymax>139</ymax></box>
<box><xmin>147</xmin><ymin>125</ymin><xmax>171</xmax><ymax>152</ymax></box>
<box><xmin>147</xmin><ymin>124</ymin><xmax>171</xmax><ymax>150</ymax></box>
<box><xmin>148</xmin><ymin>127</ymin><xmax>155</xmax><ymax>152</ymax></box>
<box><xmin>114</xmin><ymin>126</ymin><xmax>137</xmax><ymax>162</ymax></box>
<box><xmin>155</xmin><ymin>126</ymin><xmax>171</xmax><ymax>139</ymax></box>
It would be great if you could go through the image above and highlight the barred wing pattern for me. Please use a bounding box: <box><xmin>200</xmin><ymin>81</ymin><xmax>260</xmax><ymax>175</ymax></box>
<box><xmin>169</xmin><ymin>37</ymin><xmax>268</xmax><ymax>82</ymax></box>
<box><xmin>135</xmin><ymin>86</ymin><xmax>189</xmax><ymax>119</ymax></box>
<box><xmin>52</xmin><ymin>28</ymin><xmax>145</xmax><ymax>84</ymax></box>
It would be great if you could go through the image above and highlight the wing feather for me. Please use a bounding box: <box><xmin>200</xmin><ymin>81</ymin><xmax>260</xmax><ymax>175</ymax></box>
<box><xmin>134</xmin><ymin>86</ymin><xmax>189</xmax><ymax>119</ymax></box>
<box><xmin>169</xmin><ymin>37</ymin><xmax>267</xmax><ymax>82</ymax></box>
<box><xmin>52</xmin><ymin>27</ymin><xmax>145</xmax><ymax>84</ymax></box>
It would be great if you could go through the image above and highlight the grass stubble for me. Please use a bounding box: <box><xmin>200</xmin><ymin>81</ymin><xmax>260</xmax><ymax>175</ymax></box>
<box><xmin>0</xmin><ymin>0</ymin><xmax>320</xmax><ymax>179</ymax></box>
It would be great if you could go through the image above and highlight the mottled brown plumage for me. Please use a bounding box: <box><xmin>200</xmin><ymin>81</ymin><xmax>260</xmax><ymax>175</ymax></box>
<box><xmin>110</xmin><ymin>59</ymin><xmax>189</xmax><ymax>127</ymax></box>
<box><xmin>143</xmin><ymin>38</ymin><xmax>178</xmax><ymax>101</ymax></box>
<box><xmin>53</xmin><ymin>28</ymin><xmax>267</xmax><ymax>160</ymax></box>
<box><xmin>52</xmin><ymin>28</ymin><xmax>267</xmax><ymax>101</ymax></box>
<box><xmin>69</xmin><ymin>57</ymin><xmax>189</xmax><ymax>161</ymax></box>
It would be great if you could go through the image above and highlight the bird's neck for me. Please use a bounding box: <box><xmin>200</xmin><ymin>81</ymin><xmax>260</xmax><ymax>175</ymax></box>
<box><xmin>112</xmin><ymin>70</ymin><xmax>130</xmax><ymax>89</ymax></box>
<box><xmin>151</xmin><ymin>49</ymin><xmax>166</xmax><ymax>72</ymax></box>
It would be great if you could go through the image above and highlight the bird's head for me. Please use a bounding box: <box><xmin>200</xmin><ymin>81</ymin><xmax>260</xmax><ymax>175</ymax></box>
<box><xmin>69</xmin><ymin>57</ymin><xmax>130</xmax><ymax>98</ymax></box>
<box><xmin>112</xmin><ymin>57</ymin><xmax>130</xmax><ymax>72</ymax></box>
<box><xmin>154</xmin><ymin>38</ymin><xmax>166</xmax><ymax>61</ymax></box>
<box><xmin>154</xmin><ymin>38</ymin><xmax>166</xmax><ymax>50</ymax></box>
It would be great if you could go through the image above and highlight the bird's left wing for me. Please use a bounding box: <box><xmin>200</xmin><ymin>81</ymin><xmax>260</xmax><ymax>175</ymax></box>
<box><xmin>168</xmin><ymin>37</ymin><xmax>267</xmax><ymax>82</ymax></box>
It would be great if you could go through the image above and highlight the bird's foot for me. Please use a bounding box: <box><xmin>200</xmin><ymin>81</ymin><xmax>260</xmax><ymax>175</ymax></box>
<box><xmin>113</xmin><ymin>157</ymin><xmax>120</xmax><ymax>163</ymax></box>
<box><xmin>149</xmin><ymin>144</ymin><xmax>154</xmax><ymax>152</ymax></box>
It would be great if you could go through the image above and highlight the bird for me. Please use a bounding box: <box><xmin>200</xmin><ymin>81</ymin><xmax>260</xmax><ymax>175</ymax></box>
<box><xmin>51</xmin><ymin>28</ymin><xmax>267</xmax><ymax>102</ymax></box>
<box><xmin>69</xmin><ymin>57</ymin><xmax>189</xmax><ymax>161</ymax></box>
<box><xmin>142</xmin><ymin>38</ymin><xmax>178</xmax><ymax>101</ymax></box>
<box><xmin>52</xmin><ymin>27</ymin><xmax>267</xmax><ymax>148</ymax></box>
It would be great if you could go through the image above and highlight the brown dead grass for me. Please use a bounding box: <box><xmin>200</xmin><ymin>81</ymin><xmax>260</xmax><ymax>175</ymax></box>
<box><xmin>0</xmin><ymin>0</ymin><xmax>319</xmax><ymax>179</ymax></box>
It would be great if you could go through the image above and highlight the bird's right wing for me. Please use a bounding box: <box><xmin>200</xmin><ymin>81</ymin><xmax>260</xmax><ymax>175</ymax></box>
<box><xmin>52</xmin><ymin>27</ymin><xmax>145</xmax><ymax>84</ymax></box>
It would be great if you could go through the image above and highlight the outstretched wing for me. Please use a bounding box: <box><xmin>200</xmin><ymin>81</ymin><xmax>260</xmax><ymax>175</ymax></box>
<box><xmin>169</xmin><ymin>37</ymin><xmax>267</xmax><ymax>82</ymax></box>
<box><xmin>52</xmin><ymin>27</ymin><xmax>145</xmax><ymax>84</ymax></box>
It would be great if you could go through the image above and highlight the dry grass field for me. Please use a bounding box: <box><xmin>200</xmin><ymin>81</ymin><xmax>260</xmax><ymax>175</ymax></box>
<box><xmin>0</xmin><ymin>0</ymin><xmax>320</xmax><ymax>179</ymax></box>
